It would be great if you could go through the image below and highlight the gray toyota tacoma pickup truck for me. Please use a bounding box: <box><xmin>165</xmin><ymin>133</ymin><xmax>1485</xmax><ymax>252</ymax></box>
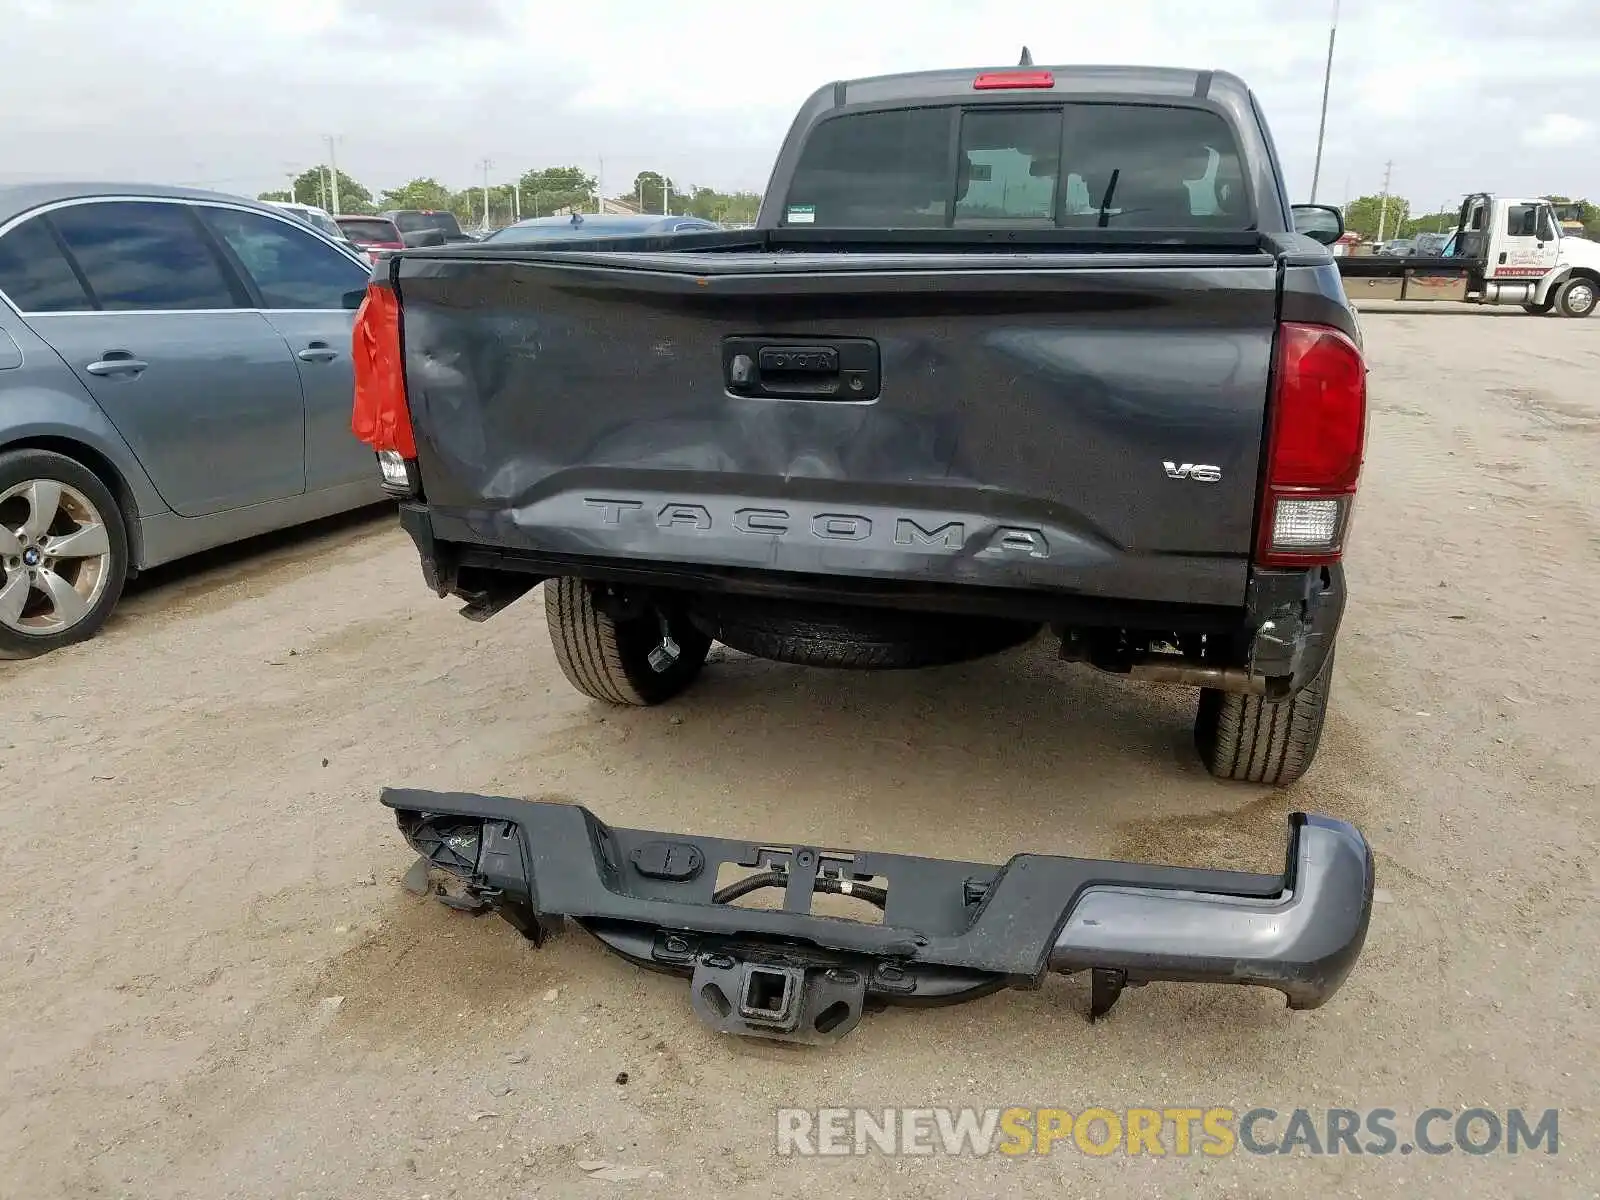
<box><xmin>354</xmin><ymin>62</ymin><xmax>1373</xmax><ymax>1041</ymax></box>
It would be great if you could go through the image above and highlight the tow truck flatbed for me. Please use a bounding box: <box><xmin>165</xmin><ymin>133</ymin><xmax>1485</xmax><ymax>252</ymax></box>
<box><xmin>1335</xmin><ymin>254</ymin><xmax>1463</xmax><ymax>277</ymax></box>
<box><xmin>1327</xmin><ymin>193</ymin><xmax>1598</xmax><ymax>315</ymax></box>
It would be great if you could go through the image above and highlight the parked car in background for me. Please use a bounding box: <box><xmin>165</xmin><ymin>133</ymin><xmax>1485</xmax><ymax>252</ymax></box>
<box><xmin>480</xmin><ymin>212</ymin><xmax>722</xmax><ymax>244</ymax></box>
<box><xmin>1376</xmin><ymin>237</ymin><xmax>1416</xmax><ymax>256</ymax></box>
<box><xmin>379</xmin><ymin>209</ymin><xmax>476</xmax><ymax>246</ymax></box>
<box><xmin>0</xmin><ymin>182</ymin><xmax>385</xmax><ymax>658</ymax></box>
<box><xmin>265</xmin><ymin>200</ymin><xmax>365</xmax><ymax>256</ymax></box>
<box><xmin>336</xmin><ymin>214</ymin><xmax>405</xmax><ymax>256</ymax></box>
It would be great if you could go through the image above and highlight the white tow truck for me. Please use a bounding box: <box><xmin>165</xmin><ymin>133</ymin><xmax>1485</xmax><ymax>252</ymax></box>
<box><xmin>1335</xmin><ymin>194</ymin><xmax>1599</xmax><ymax>317</ymax></box>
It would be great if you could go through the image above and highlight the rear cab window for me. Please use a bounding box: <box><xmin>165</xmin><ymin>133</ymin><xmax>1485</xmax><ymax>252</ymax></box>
<box><xmin>338</xmin><ymin>218</ymin><xmax>401</xmax><ymax>242</ymax></box>
<box><xmin>782</xmin><ymin>101</ymin><xmax>1250</xmax><ymax>231</ymax></box>
<box><xmin>391</xmin><ymin>211</ymin><xmax>464</xmax><ymax>237</ymax></box>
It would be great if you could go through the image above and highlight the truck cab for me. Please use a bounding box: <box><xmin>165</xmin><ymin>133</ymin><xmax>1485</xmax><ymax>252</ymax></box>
<box><xmin>1459</xmin><ymin>194</ymin><xmax>1600</xmax><ymax>316</ymax></box>
<box><xmin>1335</xmin><ymin>194</ymin><xmax>1600</xmax><ymax>316</ymax></box>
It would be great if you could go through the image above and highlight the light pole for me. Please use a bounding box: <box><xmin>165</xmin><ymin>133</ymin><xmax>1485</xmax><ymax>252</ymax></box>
<box><xmin>324</xmin><ymin>135</ymin><xmax>342</xmax><ymax>214</ymax></box>
<box><xmin>1309</xmin><ymin>0</ymin><xmax>1339</xmax><ymax>203</ymax></box>
<box><xmin>1376</xmin><ymin>159</ymin><xmax>1394</xmax><ymax>243</ymax></box>
<box><xmin>480</xmin><ymin>158</ymin><xmax>493</xmax><ymax>228</ymax></box>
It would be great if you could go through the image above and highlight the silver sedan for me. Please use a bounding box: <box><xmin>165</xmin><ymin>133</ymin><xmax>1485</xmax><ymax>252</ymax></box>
<box><xmin>0</xmin><ymin>182</ymin><xmax>385</xmax><ymax>658</ymax></box>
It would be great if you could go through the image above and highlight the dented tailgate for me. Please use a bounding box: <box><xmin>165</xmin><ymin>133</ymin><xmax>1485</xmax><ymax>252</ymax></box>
<box><xmin>393</xmin><ymin>248</ymin><xmax>1281</xmax><ymax>608</ymax></box>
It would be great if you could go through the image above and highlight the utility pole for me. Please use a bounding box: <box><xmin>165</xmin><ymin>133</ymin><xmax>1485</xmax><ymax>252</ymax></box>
<box><xmin>1376</xmin><ymin>159</ymin><xmax>1394</xmax><ymax>243</ymax></box>
<box><xmin>480</xmin><ymin>158</ymin><xmax>493</xmax><ymax>228</ymax></box>
<box><xmin>325</xmin><ymin>135</ymin><xmax>342</xmax><ymax>214</ymax></box>
<box><xmin>597</xmin><ymin>157</ymin><xmax>605</xmax><ymax>214</ymax></box>
<box><xmin>1309</xmin><ymin>0</ymin><xmax>1339</xmax><ymax>203</ymax></box>
<box><xmin>662</xmin><ymin>177</ymin><xmax>670</xmax><ymax>216</ymax></box>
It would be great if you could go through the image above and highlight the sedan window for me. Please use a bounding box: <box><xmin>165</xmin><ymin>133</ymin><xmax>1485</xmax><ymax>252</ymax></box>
<box><xmin>49</xmin><ymin>201</ymin><xmax>240</xmax><ymax>310</ymax></box>
<box><xmin>201</xmin><ymin>206</ymin><xmax>369</xmax><ymax>310</ymax></box>
<box><xmin>0</xmin><ymin>216</ymin><xmax>93</xmax><ymax>312</ymax></box>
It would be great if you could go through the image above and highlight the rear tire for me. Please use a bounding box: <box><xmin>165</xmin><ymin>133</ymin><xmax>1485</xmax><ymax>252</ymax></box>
<box><xmin>1194</xmin><ymin>647</ymin><xmax>1335</xmax><ymax>785</ymax></box>
<box><xmin>1555</xmin><ymin>276</ymin><xmax>1597</xmax><ymax>318</ymax></box>
<box><xmin>0</xmin><ymin>449</ymin><xmax>129</xmax><ymax>660</ymax></box>
<box><xmin>544</xmin><ymin>578</ymin><xmax>711</xmax><ymax>705</ymax></box>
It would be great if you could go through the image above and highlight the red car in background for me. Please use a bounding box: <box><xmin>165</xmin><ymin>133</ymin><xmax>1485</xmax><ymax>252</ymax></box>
<box><xmin>335</xmin><ymin>215</ymin><xmax>405</xmax><ymax>256</ymax></box>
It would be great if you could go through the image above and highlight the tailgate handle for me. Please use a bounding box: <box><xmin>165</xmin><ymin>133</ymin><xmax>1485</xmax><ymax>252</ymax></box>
<box><xmin>724</xmin><ymin>337</ymin><xmax>880</xmax><ymax>401</ymax></box>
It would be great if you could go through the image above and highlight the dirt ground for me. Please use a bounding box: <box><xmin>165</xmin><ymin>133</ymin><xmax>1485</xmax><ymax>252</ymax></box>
<box><xmin>2</xmin><ymin>308</ymin><xmax>1597</xmax><ymax>1198</ymax></box>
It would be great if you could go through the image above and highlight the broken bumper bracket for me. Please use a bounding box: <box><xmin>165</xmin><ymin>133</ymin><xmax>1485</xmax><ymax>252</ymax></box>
<box><xmin>381</xmin><ymin>789</ymin><xmax>1374</xmax><ymax>1044</ymax></box>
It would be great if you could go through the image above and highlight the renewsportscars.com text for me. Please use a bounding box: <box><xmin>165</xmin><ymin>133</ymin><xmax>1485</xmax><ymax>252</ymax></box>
<box><xmin>775</xmin><ymin>1106</ymin><xmax>1560</xmax><ymax>1158</ymax></box>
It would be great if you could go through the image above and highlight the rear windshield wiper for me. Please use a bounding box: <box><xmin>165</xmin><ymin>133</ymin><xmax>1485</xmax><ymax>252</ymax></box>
<box><xmin>1097</xmin><ymin>168</ymin><xmax>1121</xmax><ymax>228</ymax></box>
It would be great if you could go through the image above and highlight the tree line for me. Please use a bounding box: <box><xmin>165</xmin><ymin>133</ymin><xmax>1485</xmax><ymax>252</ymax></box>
<box><xmin>257</xmin><ymin>164</ymin><xmax>762</xmax><ymax>227</ymax></box>
<box><xmin>1341</xmin><ymin>194</ymin><xmax>1600</xmax><ymax>241</ymax></box>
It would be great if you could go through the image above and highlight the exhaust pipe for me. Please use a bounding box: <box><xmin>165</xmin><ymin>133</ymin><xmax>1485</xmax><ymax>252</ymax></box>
<box><xmin>1127</xmin><ymin>662</ymin><xmax>1267</xmax><ymax>694</ymax></box>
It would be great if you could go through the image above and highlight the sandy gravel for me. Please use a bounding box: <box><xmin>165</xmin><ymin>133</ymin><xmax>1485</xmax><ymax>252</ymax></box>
<box><xmin>2</xmin><ymin>308</ymin><xmax>1597</xmax><ymax>1198</ymax></box>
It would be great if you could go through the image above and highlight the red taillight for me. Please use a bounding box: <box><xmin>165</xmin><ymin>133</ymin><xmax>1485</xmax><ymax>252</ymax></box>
<box><xmin>350</xmin><ymin>282</ymin><xmax>416</xmax><ymax>459</ymax></box>
<box><xmin>973</xmin><ymin>69</ymin><xmax>1055</xmax><ymax>90</ymax></box>
<box><xmin>1256</xmin><ymin>323</ymin><xmax>1367</xmax><ymax>567</ymax></box>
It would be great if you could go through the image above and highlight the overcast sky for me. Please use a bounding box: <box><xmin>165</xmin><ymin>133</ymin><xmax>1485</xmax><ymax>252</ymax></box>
<box><xmin>3</xmin><ymin>0</ymin><xmax>1596</xmax><ymax>210</ymax></box>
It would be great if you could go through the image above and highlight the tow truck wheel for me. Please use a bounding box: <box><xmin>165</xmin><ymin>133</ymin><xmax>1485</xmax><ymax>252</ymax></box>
<box><xmin>1555</xmin><ymin>276</ymin><xmax>1597</xmax><ymax>318</ymax></box>
<box><xmin>544</xmin><ymin>577</ymin><xmax>711</xmax><ymax>705</ymax></box>
<box><xmin>1193</xmin><ymin>647</ymin><xmax>1335</xmax><ymax>786</ymax></box>
<box><xmin>1522</xmin><ymin>300</ymin><xmax>1553</xmax><ymax>315</ymax></box>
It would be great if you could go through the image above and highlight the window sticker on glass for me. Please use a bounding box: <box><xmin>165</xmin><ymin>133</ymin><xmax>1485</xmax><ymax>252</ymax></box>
<box><xmin>786</xmin><ymin>205</ymin><xmax>816</xmax><ymax>224</ymax></box>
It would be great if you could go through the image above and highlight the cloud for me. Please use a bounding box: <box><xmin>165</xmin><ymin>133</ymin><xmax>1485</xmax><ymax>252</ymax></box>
<box><xmin>336</xmin><ymin>0</ymin><xmax>514</xmax><ymax>40</ymax></box>
<box><xmin>1523</xmin><ymin>113</ymin><xmax>1592</xmax><ymax>149</ymax></box>
<box><xmin>1</xmin><ymin>0</ymin><xmax>1598</xmax><ymax>208</ymax></box>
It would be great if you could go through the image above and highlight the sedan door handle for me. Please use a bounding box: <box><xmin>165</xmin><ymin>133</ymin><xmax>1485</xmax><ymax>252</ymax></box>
<box><xmin>297</xmin><ymin>342</ymin><xmax>339</xmax><ymax>363</ymax></box>
<box><xmin>84</xmin><ymin>354</ymin><xmax>149</xmax><ymax>377</ymax></box>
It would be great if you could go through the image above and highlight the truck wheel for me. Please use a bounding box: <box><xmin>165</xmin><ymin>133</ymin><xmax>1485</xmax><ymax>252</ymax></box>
<box><xmin>544</xmin><ymin>577</ymin><xmax>711</xmax><ymax>705</ymax></box>
<box><xmin>1193</xmin><ymin>647</ymin><xmax>1335</xmax><ymax>785</ymax></box>
<box><xmin>1555</xmin><ymin>276</ymin><xmax>1597</xmax><ymax>318</ymax></box>
<box><xmin>1522</xmin><ymin>300</ymin><xmax>1553</xmax><ymax>315</ymax></box>
<box><xmin>0</xmin><ymin>449</ymin><xmax>129</xmax><ymax>660</ymax></box>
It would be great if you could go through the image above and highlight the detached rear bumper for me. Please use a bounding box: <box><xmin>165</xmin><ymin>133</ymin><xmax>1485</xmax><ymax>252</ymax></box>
<box><xmin>382</xmin><ymin>790</ymin><xmax>1374</xmax><ymax>1043</ymax></box>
